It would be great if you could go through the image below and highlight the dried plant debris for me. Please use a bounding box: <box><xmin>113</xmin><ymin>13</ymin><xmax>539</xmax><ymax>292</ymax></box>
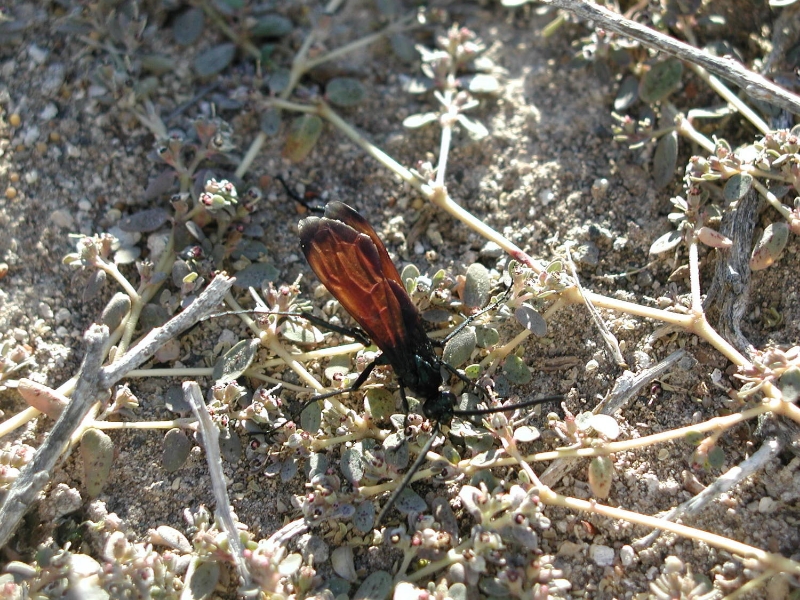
<box><xmin>1</xmin><ymin>1</ymin><xmax>799</xmax><ymax>598</ymax></box>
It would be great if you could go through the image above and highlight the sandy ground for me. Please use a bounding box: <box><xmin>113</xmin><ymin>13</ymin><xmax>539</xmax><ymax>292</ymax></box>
<box><xmin>1</xmin><ymin>1</ymin><xmax>799</xmax><ymax>598</ymax></box>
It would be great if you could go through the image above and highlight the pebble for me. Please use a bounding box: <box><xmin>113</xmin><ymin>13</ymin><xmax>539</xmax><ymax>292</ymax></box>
<box><xmin>758</xmin><ymin>497</ymin><xmax>777</xmax><ymax>513</ymax></box>
<box><xmin>590</xmin><ymin>543</ymin><xmax>615</xmax><ymax>566</ymax></box>
<box><xmin>479</xmin><ymin>240</ymin><xmax>503</xmax><ymax>259</ymax></box>
<box><xmin>613</xmin><ymin>236</ymin><xmax>628</xmax><ymax>250</ymax></box>
<box><xmin>23</xmin><ymin>125</ymin><xmax>40</xmax><ymax>146</ymax></box>
<box><xmin>557</xmin><ymin>540</ymin><xmax>584</xmax><ymax>557</ymax></box>
<box><xmin>635</xmin><ymin>270</ymin><xmax>653</xmax><ymax>287</ymax></box>
<box><xmin>50</xmin><ymin>209</ymin><xmax>75</xmax><ymax>230</ymax></box>
<box><xmin>66</xmin><ymin>142</ymin><xmax>81</xmax><ymax>158</ymax></box>
<box><xmin>38</xmin><ymin>302</ymin><xmax>53</xmax><ymax>320</ymax></box>
<box><xmin>27</xmin><ymin>43</ymin><xmax>48</xmax><ymax>64</ymax></box>
<box><xmin>42</xmin><ymin>63</ymin><xmax>66</xmax><ymax>96</ymax></box>
<box><xmin>573</xmin><ymin>241</ymin><xmax>599</xmax><ymax>266</ymax></box>
<box><xmin>620</xmin><ymin>544</ymin><xmax>636</xmax><ymax>566</ymax></box>
<box><xmin>538</xmin><ymin>189</ymin><xmax>555</xmax><ymax>205</ymax></box>
<box><xmin>1</xmin><ymin>61</ymin><xmax>15</xmax><ymax>79</ymax></box>
<box><xmin>39</xmin><ymin>102</ymin><xmax>58</xmax><ymax>121</ymax></box>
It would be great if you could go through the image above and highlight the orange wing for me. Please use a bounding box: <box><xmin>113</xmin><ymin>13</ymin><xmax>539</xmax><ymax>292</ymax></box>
<box><xmin>321</xmin><ymin>202</ymin><xmax>403</xmax><ymax>287</ymax></box>
<box><xmin>299</xmin><ymin>207</ymin><xmax>408</xmax><ymax>354</ymax></box>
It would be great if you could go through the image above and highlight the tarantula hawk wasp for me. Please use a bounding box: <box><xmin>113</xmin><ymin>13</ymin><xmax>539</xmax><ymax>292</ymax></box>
<box><xmin>295</xmin><ymin>201</ymin><xmax>558</xmax><ymax>526</ymax></box>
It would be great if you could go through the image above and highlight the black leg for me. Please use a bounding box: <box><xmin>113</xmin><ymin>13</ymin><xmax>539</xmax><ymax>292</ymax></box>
<box><xmin>438</xmin><ymin>285</ymin><xmax>514</xmax><ymax>347</ymax></box>
<box><xmin>293</xmin><ymin>358</ymin><xmax>380</xmax><ymax>414</ymax></box>
<box><xmin>276</xmin><ymin>175</ymin><xmax>324</xmax><ymax>213</ymax></box>
<box><xmin>453</xmin><ymin>394</ymin><xmax>562</xmax><ymax>417</ymax></box>
<box><xmin>374</xmin><ymin>420</ymin><xmax>442</xmax><ymax>527</ymax></box>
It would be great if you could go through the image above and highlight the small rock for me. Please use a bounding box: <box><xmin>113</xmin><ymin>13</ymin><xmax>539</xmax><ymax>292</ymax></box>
<box><xmin>66</xmin><ymin>142</ymin><xmax>81</xmax><ymax>158</ymax></box>
<box><xmin>635</xmin><ymin>270</ymin><xmax>653</xmax><ymax>287</ymax></box>
<box><xmin>38</xmin><ymin>302</ymin><xmax>53</xmax><ymax>319</ymax></box>
<box><xmin>758</xmin><ymin>497</ymin><xmax>777</xmax><ymax>513</ymax></box>
<box><xmin>479</xmin><ymin>241</ymin><xmax>503</xmax><ymax>259</ymax></box>
<box><xmin>23</xmin><ymin>125</ymin><xmax>40</xmax><ymax>146</ymax></box>
<box><xmin>539</xmin><ymin>189</ymin><xmax>555</xmax><ymax>205</ymax></box>
<box><xmin>42</xmin><ymin>63</ymin><xmax>66</xmax><ymax>96</ymax></box>
<box><xmin>28</xmin><ymin>43</ymin><xmax>48</xmax><ymax>64</ymax></box>
<box><xmin>51</xmin><ymin>209</ymin><xmax>75</xmax><ymax>230</ymax></box>
<box><xmin>620</xmin><ymin>545</ymin><xmax>636</xmax><ymax>566</ymax></box>
<box><xmin>573</xmin><ymin>241</ymin><xmax>599</xmax><ymax>266</ymax></box>
<box><xmin>39</xmin><ymin>102</ymin><xmax>58</xmax><ymax>121</ymax></box>
<box><xmin>612</xmin><ymin>236</ymin><xmax>628</xmax><ymax>251</ymax></box>
<box><xmin>590</xmin><ymin>543</ymin><xmax>615</xmax><ymax>566</ymax></box>
<box><xmin>557</xmin><ymin>540</ymin><xmax>584</xmax><ymax>557</ymax></box>
<box><xmin>1</xmin><ymin>61</ymin><xmax>15</xmax><ymax>78</ymax></box>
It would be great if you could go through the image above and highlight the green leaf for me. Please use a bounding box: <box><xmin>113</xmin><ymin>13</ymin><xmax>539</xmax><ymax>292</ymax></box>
<box><xmin>403</xmin><ymin>112</ymin><xmax>438</xmax><ymax>129</ymax></box>
<box><xmin>353</xmin><ymin>501</ymin><xmax>374</xmax><ymax>533</ymax></box>
<box><xmin>341</xmin><ymin>447</ymin><xmax>364</xmax><ymax>484</ymax></box>
<box><xmin>723</xmin><ymin>172</ymin><xmax>754</xmax><ymax>202</ymax></box>
<box><xmin>390</xmin><ymin>33</ymin><xmax>418</xmax><ymax>62</ymax></box>
<box><xmin>281</xmin><ymin>319</ymin><xmax>324</xmax><ymax>344</ymax></box>
<box><xmin>173</xmin><ymin>8</ymin><xmax>204</xmax><ymax>46</ymax></box>
<box><xmin>100</xmin><ymin>292</ymin><xmax>131</xmax><ymax>331</ymax></box>
<box><xmin>162</xmin><ymin>428</ymin><xmax>192</xmax><ymax>472</ymax></box>
<box><xmin>466</xmin><ymin>74</ymin><xmax>500</xmax><ymax>94</ymax></box>
<box><xmin>283</xmin><ymin>114</ymin><xmax>323</xmax><ymax>162</ymax></box>
<box><xmin>213</xmin><ymin>338</ymin><xmax>259</xmax><ymax>382</ymax></box>
<box><xmin>779</xmin><ymin>366</ymin><xmax>800</xmax><ymax>403</ymax></box>
<box><xmin>639</xmin><ymin>58</ymin><xmax>683</xmax><ymax>103</ymax></box>
<box><xmin>750</xmin><ymin>222</ymin><xmax>789</xmax><ymax>270</ymax></box>
<box><xmin>614</xmin><ymin>75</ymin><xmax>639</xmax><ymax>111</ymax></box>
<box><xmin>653</xmin><ymin>131</ymin><xmax>678</xmax><ymax>190</ymax></box>
<box><xmin>456</xmin><ymin>114</ymin><xmax>489</xmax><ymax>140</ymax></box>
<box><xmin>708</xmin><ymin>446</ymin><xmax>725</xmax><ymax>469</ymax></box>
<box><xmin>401</xmin><ymin>263</ymin><xmax>420</xmax><ymax>283</ymax></box>
<box><xmin>193</xmin><ymin>43</ymin><xmax>236</xmax><ymax>78</ymax></box>
<box><xmin>515</xmin><ymin>305</ymin><xmax>547</xmax><ymax>336</ymax></box>
<box><xmin>503</xmin><ymin>355</ymin><xmax>531</xmax><ymax>384</ymax></box>
<box><xmin>118</xmin><ymin>208</ymin><xmax>170</xmax><ymax>232</ymax></box>
<box><xmin>326</xmin><ymin>78</ymin><xmax>367</xmax><ymax>108</ymax></box>
<box><xmin>443</xmin><ymin>326</ymin><xmax>476</xmax><ymax>368</ymax></box>
<box><xmin>187</xmin><ymin>561</ymin><xmax>220</xmax><ymax>600</ymax></box>
<box><xmin>250</xmin><ymin>14</ymin><xmax>293</xmax><ymax>38</ymax></box>
<box><xmin>383</xmin><ymin>432</ymin><xmax>409</xmax><ymax>469</ymax></box>
<box><xmin>395</xmin><ymin>487</ymin><xmax>426</xmax><ymax>514</ymax></box>
<box><xmin>365</xmin><ymin>387</ymin><xmax>395</xmax><ymax>422</ymax></box>
<box><xmin>588</xmin><ymin>456</ymin><xmax>613</xmax><ymax>498</ymax></box>
<box><xmin>260</xmin><ymin>107</ymin><xmax>281</xmax><ymax>136</ymax></box>
<box><xmin>300</xmin><ymin>400</ymin><xmax>321</xmax><ymax>433</ymax></box>
<box><xmin>463</xmin><ymin>263</ymin><xmax>490</xmax><ymax>308</ymax></box>
<box><xmin>81</xmin><ymin>428</ymin><xmax>115</xmax><ymax>498</ymax></box>
<box><xmin>475</xmin><ymin>326</ymin><xmax>499</xmax><ymax>348</ymax></box>
<box><xmin>649</xmin><ymin>230</ymin><xmax>682</xmax><ymax>254</ymax></box>
<box><xmin>353</xmin><ymin>571</ymin><xmax>392</xmax><ymax>600</ymax></box>
<box><xmin>233</xmin><ymin>262</ymin><xmax>279</xmax><ymax>288</ymax></box>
